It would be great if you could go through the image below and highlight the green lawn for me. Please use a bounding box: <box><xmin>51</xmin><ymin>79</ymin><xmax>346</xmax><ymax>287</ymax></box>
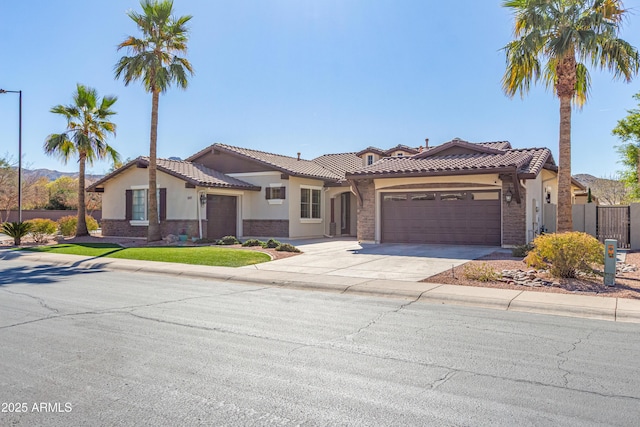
<box><xmin>24</xmin><ymin>243</ymin><xmax>271</xmax><ymax>267</ymax></box>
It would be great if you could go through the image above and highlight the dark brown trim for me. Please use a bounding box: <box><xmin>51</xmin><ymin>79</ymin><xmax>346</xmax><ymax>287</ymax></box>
<box><xmin>185</xmin><ymin>182</ymin><xmax>196</xmax><ymax>188</ymax></box>
<box><xmin>125</xmin><ymin>189</ymin><xmax>133</xmax><ymax>220</ymax></box>
<box><xmin>159</xmin><ymin>188</ymin><xmax>167</xmax><ymax>221</ymax></box>
<box><xmin>348</xmin><ymin>179</ymin><xmax>364</xmax><ymax>206</ymax></box>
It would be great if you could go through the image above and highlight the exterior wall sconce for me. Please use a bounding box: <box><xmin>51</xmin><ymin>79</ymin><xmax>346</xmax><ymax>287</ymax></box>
<box><xmin>504</xmin><ymin>187</ymin><xmax>513</xmax><ymax>204</ymax></box>
<box><xmin>200</xmin><ymin>193</ymin><xmax>207</xmax><ymax>206</ymax></box>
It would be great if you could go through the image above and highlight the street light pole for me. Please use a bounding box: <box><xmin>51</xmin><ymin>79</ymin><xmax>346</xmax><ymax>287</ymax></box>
<box><xmin>0</xmin><ymin>89</ymin><xmax>22</xmax><ymax>222</ymax></box>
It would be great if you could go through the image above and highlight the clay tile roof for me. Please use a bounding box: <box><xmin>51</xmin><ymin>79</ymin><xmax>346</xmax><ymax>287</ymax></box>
<box><xmin>86</xmin><ymin>157</ymin><xmax>260</xmax><ymax>191</ymax></box>
<box><xmin>346</xmin><ymin>146</ymin><xmax>554</xmax><ymax>179</ymax></box>
<box><xmin>356</xmin><ymin>146</ymin><xmax>387</xmax><ymax>156</ymax></box>
<box><xmin>385</xmin><ymin>144</ymin><xmax>419</xmax><ymax>155</ymax></box>
<box><xmin>152</xmin><ymin>157</ymin><xmax>260</xmax><ymax>189</ymax></box>
<box><xmin>476</xmin><ymin>141</ymin><xmax>512</xmax><ymax>150</ymax></box>
<box><xmin>213</xmin><ymin>144</ymin><xmax>343</xmax><ymax>181</ymax></box>
<box><xmin>312</xmin><ymin>152</ymin><xmax>363</xmax><ymax>179</ymax></box>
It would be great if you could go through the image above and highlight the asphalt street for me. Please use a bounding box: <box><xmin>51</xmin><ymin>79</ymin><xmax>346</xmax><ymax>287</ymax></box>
<box><xmin>1</xmin><ymin>257</ymin><xmax>640</xmax><ymax>426</ymax></box>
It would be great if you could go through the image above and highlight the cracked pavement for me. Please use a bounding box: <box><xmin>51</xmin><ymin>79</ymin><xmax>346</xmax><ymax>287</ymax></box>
<box><xmin>1</xmin><ymin>258</ymin><xmax>640</xmax><ymax>426</ymax></box>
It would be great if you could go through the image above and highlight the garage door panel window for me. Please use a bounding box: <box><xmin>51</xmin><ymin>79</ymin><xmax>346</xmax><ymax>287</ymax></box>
<box><xmin>411</xmin><ymin>193</ymin><xmax>436</xmax><ymax>201</ymax></box>
<box><xmin>440</xmin><ymin>192</ymin><xmax>467</xmax><ymax>201</ymax></box>
<box><xmin>471</xmin><ymin>191</ymin><xmax>499</xmax><ymax>200</ymax></box>
<box><xmin>384</xmin><ymin>194</ymin><xmax>407</xmax><ymax>202</ymax></box>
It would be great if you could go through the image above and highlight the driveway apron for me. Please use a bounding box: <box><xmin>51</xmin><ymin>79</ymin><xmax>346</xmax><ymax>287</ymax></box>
<box><xmin>243</xmin><ymin>238</ymin><xmax>500</xmax><ymax>282</ymax></box>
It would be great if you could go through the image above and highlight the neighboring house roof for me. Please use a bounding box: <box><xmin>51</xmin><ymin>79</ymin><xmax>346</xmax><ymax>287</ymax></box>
<box><xmin>356</xmin><ymin>144</ymin><xmax>420</xmax><ymax>157</ymax></box>
<box><xmin>346</xmin><ymin>144</ymin><xmax>554</xmax><ymax>179</ymax></box>
<box><xmin>86</xmin><ymin>157</ymin><xmax>261</xmax><ymax>192</ymax></box>
<box><xmin>195</xmin><ymin>143</ymin><xmax>345</xmax><ymax>181</ymax></box>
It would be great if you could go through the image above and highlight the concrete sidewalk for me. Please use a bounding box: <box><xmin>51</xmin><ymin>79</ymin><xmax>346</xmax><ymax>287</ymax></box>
<box><xmin>2</xmin><ymin>249</ymin><xmax>639</xmax><ymax>324</ymax></box>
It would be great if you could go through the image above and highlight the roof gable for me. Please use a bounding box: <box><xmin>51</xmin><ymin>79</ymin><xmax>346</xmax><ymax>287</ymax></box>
<box><xmin>414</xmin><ymin>138</ymin><xmax>506</xmax><ymax>159</ymax></box>
<box><xmin>86</xmin><ymin>157</ymin><xmax>260</xmax><ymax>192</ymax></box>
<box><xmin>189</xmin><ymin>144</ymin><xmax>344</xmax><ymax>181</ymax></box>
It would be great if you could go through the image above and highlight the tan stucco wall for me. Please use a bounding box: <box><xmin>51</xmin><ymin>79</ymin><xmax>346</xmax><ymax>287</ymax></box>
<box><xmin>288</xmin><ymin>176</ymin><xmax>326</xmax><ymax>238</ymax></box>
<box><xmin>227</xmin><ymin>172</ymin><xmax>288</xmax><ymax>220</ymax></box>
<box><xmin>323</xmin><ymin>187</ymin><xmax>357</xmax><ymax>236</ymax></box>
<box><xmin>375</xmin><ymin>174</ymin><xmax>500</xmax><ymax>190</ymax></box>
<box><xmin>525</xmin><ymin>176</ymin><xmax>543</xmax><ymax>243</ymax></box>
<box><xmin>102</xmin><ymin>167</ymin><xmax>198</xmax><ymax>220</ymax></box>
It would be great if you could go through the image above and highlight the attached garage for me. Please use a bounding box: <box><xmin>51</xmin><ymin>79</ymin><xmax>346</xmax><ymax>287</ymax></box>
<box><xmin>381</xmin><ymin>190</ymin><xmax>501</xmax><ymax>245</ymax></box>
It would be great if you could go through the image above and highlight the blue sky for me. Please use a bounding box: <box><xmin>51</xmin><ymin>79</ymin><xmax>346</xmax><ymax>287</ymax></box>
<box><xmin>2</xmin><ymin>0</ymin><xmax>640</xmax><ymax>178</ymax></box>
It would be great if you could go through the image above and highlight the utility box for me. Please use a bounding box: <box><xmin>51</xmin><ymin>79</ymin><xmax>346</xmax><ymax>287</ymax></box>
<box><xmin>604</xmin><ymin>239</ymin><xmax>617</xmax><ymax>287</ymax></box>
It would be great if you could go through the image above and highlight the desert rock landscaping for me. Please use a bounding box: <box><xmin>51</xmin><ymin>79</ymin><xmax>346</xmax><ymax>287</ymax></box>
<box><xmin>422</xmin><ymin>251</ymin><xmax>640</xmax><ymax>300</ymax></box>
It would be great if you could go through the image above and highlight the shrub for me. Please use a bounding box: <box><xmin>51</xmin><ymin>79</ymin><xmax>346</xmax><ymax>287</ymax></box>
<box><xmin>217</xmin><ymin>235</ymin><xmax>240</xmax><ymax>245</ymax></box>
<box><xmin>26</xmin><ymin>218</ymin><xmax>58</xmax><ymax>243</ymax></box>
<box><xmin>511</xmin><ymin>243</ymin><xmax>534</xmax><ymax>258</ymax></box>
<box><xmin>265</xmin><ymin>238</ymin><xmax>281</xmax><ymax>249</ymax></box>
<box><xmin>462</xmin><ymin>263</ymin><xmax>499</xmax><ymax>282</ymax></box>
<box><xmin>524</xmin><ymin>232</ymin><xmax>604</xmax><ymax>278</ymax></box>
<box><xmin>57</xmin><ymin>215</ymin><xmax>99</xmax><ymax>237</ymax></box>
<box><xmin>194</xmin><ymin>238</ymin><xmax>217</xmax><ymax>244</ymax></box>
<box><xmin>275</xmin><ymin>243</ymin><xmax>301</xmax><ymax>253</ymax></box>
<box><xmin>242</xmin><ymin>239</ymin><xmax>265</xmax><ymax>247</ymax></box>
<box><xmin>1</xmin><ymin>221</ymin><xmax>33</xmax><ymax>246</ymax></box>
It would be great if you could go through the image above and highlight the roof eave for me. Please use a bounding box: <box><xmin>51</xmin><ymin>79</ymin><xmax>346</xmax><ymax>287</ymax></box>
<box><xmin>346</xmin><ymin>166</ymin><xmax>513</xmax><ymax>180</ymax></box>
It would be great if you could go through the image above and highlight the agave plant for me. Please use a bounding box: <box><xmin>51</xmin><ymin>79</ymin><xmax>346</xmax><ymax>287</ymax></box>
<box><xmin>1</xmin><ymin>221</ymin><xmax>33</xmax><ymax>246</ymax></box>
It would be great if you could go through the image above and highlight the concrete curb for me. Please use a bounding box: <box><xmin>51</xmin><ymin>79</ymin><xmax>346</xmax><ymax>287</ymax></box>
<box><xmin>5</xmin><ymin>250</ymin><xmax>640</xmax><ymax>324</ymax></box>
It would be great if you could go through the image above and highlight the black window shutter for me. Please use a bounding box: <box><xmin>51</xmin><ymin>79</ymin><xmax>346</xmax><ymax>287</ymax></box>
<box><xmin>159</xmin><ymin>188</ymin><xmax>167</xmax><ymax>221</ymax></box>
<box><xmin>265</xmin><ymin>188</ymin><xmax>271</xmax><ymax>200</ymax></box>
<box><xmin>125</xmin><ymin>190</ymin><xmax>133</xmax><ymax>220</ymax></box>
<box><xmin>281</xmin><ymin>187</ymin><xmax>286</xmax><ymax>199</ymax></box>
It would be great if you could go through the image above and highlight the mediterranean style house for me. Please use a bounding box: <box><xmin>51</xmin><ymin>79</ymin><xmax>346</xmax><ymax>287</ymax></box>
<box><xmin>87</xmin><ymin>138</ymin><xmax>584</xmax><ymax>247</ymax></box>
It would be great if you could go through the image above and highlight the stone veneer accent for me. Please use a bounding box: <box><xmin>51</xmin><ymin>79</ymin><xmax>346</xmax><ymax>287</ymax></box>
<box><xmin>102</xmin><ymin>219</ymin><xmax>201</xmax><ymax>239</ymax></box>
<box><xmin>502</xmin><ymin>179</ymin><xmax>526</xmax><ymax>246</ymax></box>
<box><xmin>355</xmin><ymin>179</ymin><xmax>375</xmax><ymax>242</ymax></box>
<box><xmin>242</xmin><ymin>219</ymin><xmax>289</xmax><ymax>237</ymax></box>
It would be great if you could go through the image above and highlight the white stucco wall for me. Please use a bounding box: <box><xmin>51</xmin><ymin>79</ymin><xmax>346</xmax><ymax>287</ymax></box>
<box><xmin>101</xmin><ymin>166</ymin><xmax>198</xmax><ymax>220</ymax></box>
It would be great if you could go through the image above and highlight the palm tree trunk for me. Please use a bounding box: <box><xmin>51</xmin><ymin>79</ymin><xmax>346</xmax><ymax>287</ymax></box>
<box><xmin>76</xmin><ymin>153</ymin><xmax>89</xmax><ymax>236</ymax></box>
<box><xmin>557</xmin><ymin>94</ymin><xmax>573</xmax><ymax>232</ymax></box>
<box><xmin>147</xmin><ymin>89</ymin><xmax>161</xmax><ymax>242</ymax></box>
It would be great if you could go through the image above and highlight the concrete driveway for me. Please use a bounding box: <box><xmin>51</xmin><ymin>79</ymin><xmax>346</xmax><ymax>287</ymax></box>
<box><xmin>244</xmin><ymin>238</ymin><xmax>502</xmax><ymax>282</ymax></box>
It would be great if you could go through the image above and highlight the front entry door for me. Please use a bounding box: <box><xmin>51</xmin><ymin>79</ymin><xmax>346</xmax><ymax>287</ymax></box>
<box><xmin>207</xmin><ymin>195</ymin><xmax>237</xmax><ymax>239</ymax></box>
<box><xmin>341</xmin><ymin>192</ymin><xmax>351</xmax><ymax>235</ymax></box>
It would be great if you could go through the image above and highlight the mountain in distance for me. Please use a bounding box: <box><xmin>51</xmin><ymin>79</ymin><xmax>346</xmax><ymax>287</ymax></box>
<box><xmin>23</xmin><ymin>168</ymin><xmax>104</xmax><ymax>181</ymax></box>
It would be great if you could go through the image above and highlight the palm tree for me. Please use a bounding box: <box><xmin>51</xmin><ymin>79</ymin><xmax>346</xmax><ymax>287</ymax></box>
<box><xmin>502</xmin><ymin>0</ymin><xmax>638</xmax><ymax>232</ymax></box>
<box><xmin>114</xmin><ymin>0</ymin><xmax>194</xmax><ymax>242</ymax></box>
<box><xmin>45</xmin><ymin>84</ymin><xmax>119</xmax><ymax>236</ymax></box>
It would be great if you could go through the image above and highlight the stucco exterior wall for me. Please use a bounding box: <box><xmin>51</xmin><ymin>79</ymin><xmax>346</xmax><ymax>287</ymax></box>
<box><xmin>288</xmin><ymin>176</ymin><xmax>326</xmax><ymax>238</ymax></box>
<box><xmin>227</xmin><ymin>172</ymin><xmax>288</xmax><ymax>220</ymax></box>
<box><xmin>374</xmin><ymin>174</ymin><xmax>500</xmax><ymax>190</ymax></box>
<box><xmin>101</xmin><ymin>166</ymin><xmax>198</xmax><ymax>220</ymax></box>
<box><xmin>525</xmin><ymin>175</ymin><xmax>543</xmax><ymax>242</ymax></box>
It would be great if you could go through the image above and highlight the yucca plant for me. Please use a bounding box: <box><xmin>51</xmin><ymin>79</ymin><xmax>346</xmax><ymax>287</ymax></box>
<box><xmin>1</xmin><ymin>221</ymin><xmax>33</xmax><ymax>246</ymax></box>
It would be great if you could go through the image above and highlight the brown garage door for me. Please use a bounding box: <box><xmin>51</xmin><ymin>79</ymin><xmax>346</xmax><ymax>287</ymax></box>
<box><xmin>381</xmin><ymin>191</ymin><xmax>501</xmax><ymax>245</ymax></box>
<box><xmin>207</xmin><ymin>195</ymin><xmax>237</xmax><ymax>239</ymax></box>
